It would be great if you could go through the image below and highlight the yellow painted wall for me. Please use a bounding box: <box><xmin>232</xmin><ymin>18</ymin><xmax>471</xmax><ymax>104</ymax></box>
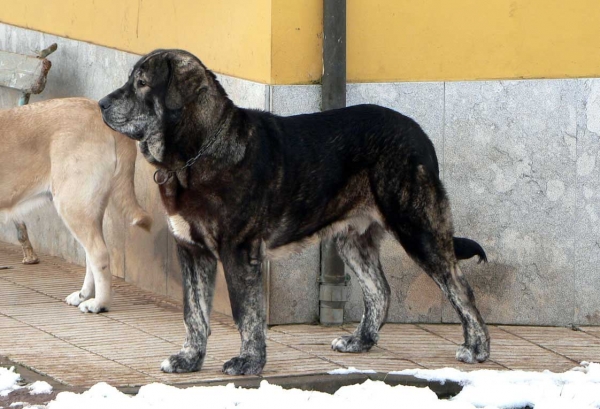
<box><xmin>347</xmin><ymin>0</ymin><xmax>600</xmax><ymax>82</ymax></box>
<box><xmin>271</xmin><ymin>0</ymin><xmax>322</xmax><ymax>85</ymax></box>
<box><xmin>2</xmin><ymin>0</ymin><xmax>600</xmax><ymax>83</ymax></box>
<box><xmin>0</xmin><ymin>0</ymin><xmax>272</xmax><ymax>83</ymax></box>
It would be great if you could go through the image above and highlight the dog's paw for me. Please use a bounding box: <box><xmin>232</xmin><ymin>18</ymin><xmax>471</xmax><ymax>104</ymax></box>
<box><xmin>22</xmin><ymin>255</ymin><xmax>39</xmax><ymax>265</ymax></box>
<box><xmin>65</xmin><ymin>291</ymin><xmax>87</xmax><ymax>307</ymax></box>
<box><xmin>331</xmin><ymin>335</ymin><xmax>374</xmax><ymax>353</ymax></box>
<box><xmin>161</xmin><ymin>351</ymin><xmax>204</xmax><ymax>373</ymax></box>
<box><xmin>456</xmin><ymin>341</ymin><xmax>490</xmax><ymax>363</ymax></box>
<box><xmin>78</xmin><ymin>298</ymin><xmax>109</xmax><ymax>313</ymax></box>
<box><xmin>222</xmin><ymin>355</ymin><xmax>265</xmax><ymax>376</ymax></box>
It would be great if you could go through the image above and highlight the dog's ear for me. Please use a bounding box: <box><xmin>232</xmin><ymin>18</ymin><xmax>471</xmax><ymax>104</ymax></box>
<box><xmin>165</xmin><ymin>52</ymin><xmax>208</xmax><ymax>110</ymax></box>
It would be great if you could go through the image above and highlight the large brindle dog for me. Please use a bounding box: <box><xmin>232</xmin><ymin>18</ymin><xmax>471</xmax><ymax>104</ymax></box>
<box><xmin>100</xmin><ymin>49</ymin><xmax>490</xmax><ymax>375</ymax></box>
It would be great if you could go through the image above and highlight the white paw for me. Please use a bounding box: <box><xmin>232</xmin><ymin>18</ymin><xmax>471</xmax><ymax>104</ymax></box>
<box><xmin>78</xmin><ymin>298</ymin><xmax>109</xmax><ymax>313</ymax></box>
<box><xmin>331</xmin><ymin>337</ymin><xmax>345</xmax><ymax>350</ymax></box>
<box><xmin>160</xmin><ymin>358</ymin><xmax>173</xmax><ymax>373</ymax></box>
<box><xmin>456</xmin><ymin>345</ymin><xmax>475</xmax><ymax>363</ymax></box>
<box><xmin>65</xmin><ymin>291</ymin><xmax>86</xmax><ymax>306</ymax></box>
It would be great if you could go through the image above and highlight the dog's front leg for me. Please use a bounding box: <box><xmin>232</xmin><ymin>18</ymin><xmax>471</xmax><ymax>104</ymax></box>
<box><xmin>161</xmin><ymin>244</ymin><xmax>217</xmax><ymax>373</ymax></box>
<box><xmin>220</xmin><ymin>246</ymin><xmax>267</xmax><ymax>375</ymax></box>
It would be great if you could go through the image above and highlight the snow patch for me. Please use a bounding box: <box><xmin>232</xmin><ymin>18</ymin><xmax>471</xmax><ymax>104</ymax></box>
<box><xmin>29</xmin><ymin>381</ymin><xmax>53</xmax><ymax>395</ymax></box>
<box><xmin>6</xmin><ymin>362</ymin><xmax>598</xmax><ymax>409</ymax></box>
<box><xmin>394</xmin><ymin>361</ymin><xmax>600</xmax><ymax>408</ymax></box>
<box><xmin>328</xmin><ymin>367</ymin><xmax>377</xmax><ymax>375</ymax></box>
<box><xmin>0</xmin><ymin>367</ymin><xmax>21</xmax><ymax>397</ymax></box>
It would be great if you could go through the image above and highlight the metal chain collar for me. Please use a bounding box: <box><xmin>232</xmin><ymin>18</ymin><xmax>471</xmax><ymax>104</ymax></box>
<box><xmin>153</xmin><ymin>122</ymin><xmax>226</xmax><ymax>185</ymax></box>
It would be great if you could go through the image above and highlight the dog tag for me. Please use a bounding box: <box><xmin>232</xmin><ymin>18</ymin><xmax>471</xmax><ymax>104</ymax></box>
<box><xmin>153</xmin><ymin>169</ymin><xmax>172</xmax><ymax>185</ymax></box>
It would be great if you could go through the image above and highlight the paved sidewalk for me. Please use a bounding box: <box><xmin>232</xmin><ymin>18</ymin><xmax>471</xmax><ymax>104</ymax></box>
<box><xmin>1</xmin><ymin>241</ymin><xmax>599</xmax><ymax>389</ymax></box>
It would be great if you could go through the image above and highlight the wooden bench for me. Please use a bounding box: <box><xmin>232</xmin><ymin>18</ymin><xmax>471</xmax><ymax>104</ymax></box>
<box><xmin>0</xmin><ymin>44</ymin><xmax>57</xmax><ymax>264</ymax></box>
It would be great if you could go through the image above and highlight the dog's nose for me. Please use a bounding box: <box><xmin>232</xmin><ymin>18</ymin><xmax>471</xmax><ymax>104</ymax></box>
<box><xmin>98</xmin><ymin>97</ymin><xmax>112</xmax><ymax>111</ymax></box>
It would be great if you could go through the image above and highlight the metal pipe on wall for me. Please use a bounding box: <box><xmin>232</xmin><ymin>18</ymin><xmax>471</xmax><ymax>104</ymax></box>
<box><xmin>319</xmin><ymin>0</ymin><xmax>349</xmax><ymax>326</ymax></box>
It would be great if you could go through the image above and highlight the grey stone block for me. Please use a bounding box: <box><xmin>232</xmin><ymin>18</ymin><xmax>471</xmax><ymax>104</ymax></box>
<box><xmin>443</xmin><ymin>80</ymin><xmax>579</xmax><ymax>326</ymax></box>
<box><xmin>574</xmin><ymin>79</ymin><xmax>600</xmax><ymax>325</ymax></box>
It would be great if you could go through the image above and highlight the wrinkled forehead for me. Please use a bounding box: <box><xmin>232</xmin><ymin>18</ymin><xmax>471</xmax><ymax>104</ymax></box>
<box><xmin>127</xmin><ymin>49</ymin><xmax>205</xmax><ymax>82</ymax></box>
<box><xmin>129</xmin><ymin>51</ymin><xmax>168</xmax><ymax>81</ymax></box>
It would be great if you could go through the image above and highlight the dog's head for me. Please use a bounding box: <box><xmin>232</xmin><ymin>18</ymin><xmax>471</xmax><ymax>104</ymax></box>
<box><xmin>99</xmin><ymin>49</ymin><xmax>213</xmax><ymax>164</ymax></box>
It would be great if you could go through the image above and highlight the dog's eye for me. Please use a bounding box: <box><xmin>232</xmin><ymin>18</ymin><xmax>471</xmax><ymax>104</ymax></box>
<box><xmin>138</xmin><ymin>79</ymin><xmax>147</xmax><ymax>87</ymax></box>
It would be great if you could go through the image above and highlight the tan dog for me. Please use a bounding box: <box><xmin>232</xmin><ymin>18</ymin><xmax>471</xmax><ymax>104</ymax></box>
<box><xmin>0</xmin><ymin>98</ymin><xmax>151</xmax><ymax>313</ymax></box>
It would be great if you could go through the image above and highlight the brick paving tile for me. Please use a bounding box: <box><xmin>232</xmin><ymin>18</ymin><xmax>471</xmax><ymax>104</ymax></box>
<box><xmin>2</xmin><ymin>241</ymin><xmax>600</xmax><ymax>388</ymax></box>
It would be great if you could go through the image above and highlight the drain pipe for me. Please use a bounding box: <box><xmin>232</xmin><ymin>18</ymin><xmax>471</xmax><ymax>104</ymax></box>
<box><xmin>319</xmin><ymin>0</ymin><xmax>350</xmax><ymax>326</ymax></box>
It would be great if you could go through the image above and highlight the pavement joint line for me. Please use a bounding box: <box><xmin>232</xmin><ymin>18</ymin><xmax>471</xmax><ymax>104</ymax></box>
<box><xmin>263</xmin><ymin>325</ymin><xmax>428</xmax><ymax>372</ymax></box>
<box><xmin>365</xmin><ymin>342</ymin><xmax>438</xmax><ymax>370</ymax></box>
<box><xmin>414</xmin><ymin>324</ymin><xmax>510</xmax><ymax>370</ymax></box>
<box><xmin>0</xmin><ymin>310</ymin><xmax>164</xmax><ymax>386</ymax></box>
<box><xmin>496</xmin><ymin>326</ymin><xmax>580</xmax><ymax>365</ymax></box>
<box><xmin>0</xmin><ymin>273</ymin><xmax>81</xmax><ymax>306</ymax></box>
<box><xmin>268</xmin><ymin>324</ymin><xmax>426</xmax><ymax>370</ymax></box>
<box><xmin>262</xmin><ymin>336</ymin><xmax>347</xmax><ymax>374</ymax></box>
<box><xmin>579</xmin><ymin>328</ymin><xmax>600</xmax><ymax>341</ymax></box>
<box><xmin>97</xmin><ymin>311</ymin><xmax>249</xmax><ymax>369</ymax></box>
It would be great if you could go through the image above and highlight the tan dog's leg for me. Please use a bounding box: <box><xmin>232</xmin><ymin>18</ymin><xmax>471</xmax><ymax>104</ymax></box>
<box><xmin>60</xmin><ymin>204</ymin><xmax>111</xmax><ymax>313</ymax></box>
<box><xmin>14</xmin><ymin>221</ymin><xmax>39</xmax><ymax>264</ymax></box>
<box><xmin>49</xmin><ymin>123</ymin><xmax>116</xmax><ymax>313</ymax></box>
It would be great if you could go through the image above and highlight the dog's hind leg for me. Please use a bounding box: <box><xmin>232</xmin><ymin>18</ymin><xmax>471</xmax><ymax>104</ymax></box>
<box><xmin>161</xmin><ymin>244</ymin><xmax>217</xmax><ymax>373</ymax></box>
<box><xmin>61</xmin><ymin>214</ymin><xmax>111</xmax><ymax>313</ymax></box>
<box><xmin>376</xmin><ymin>165</ymin><xmax>489</xmax><ymax>363</ymax></box>
<box><xmin>219</xmin><ymin>243</ymin><xmax>267</xmax><ymax>375</ymax></box>
<box><xmin>407</xmin><ymin>239</ymin><xmax>489</xmax><ymax>363</ymax></box>
<box><xmin>331</xmin><ymin>224</ymin><xmax>390</xmax><ymax>353</ymax></box>
<box><xmin>54</xmin><ymin>191</ymin><xmax>111</xmax><ymax>313</ymax></box>
<box><xmin>14</xmin><ymin>221</ymin><xmax>39</xmax><ymax>264</ymax></box>
<box><xmin>49</xmin><ymin>131</ymin><xmax>116</xmax><ymax>313</ymax></box>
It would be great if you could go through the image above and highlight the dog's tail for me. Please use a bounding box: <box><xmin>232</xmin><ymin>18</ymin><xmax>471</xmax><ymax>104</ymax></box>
<box><xmin>453</xmin><ymin>237</ymin><xmax>487</xmax><ymax>263</ymax></box>
<box><xmin>110</xmin><ymin>132</ymin><xmax>153</xmax><ymax>231</ymax></box>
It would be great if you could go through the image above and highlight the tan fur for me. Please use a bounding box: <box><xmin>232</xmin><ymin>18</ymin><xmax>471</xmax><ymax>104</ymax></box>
<box><xmin>0</xmin><ymin>98</ymin><xmax>152</xmax><ymax>313</ymax></box>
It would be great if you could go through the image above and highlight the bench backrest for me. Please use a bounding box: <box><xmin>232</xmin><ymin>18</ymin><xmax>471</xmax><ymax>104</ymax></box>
<box><xmin>0</xmin><ymin>44</ymin><xmax>56</xmax><ymax>95</ymax></box>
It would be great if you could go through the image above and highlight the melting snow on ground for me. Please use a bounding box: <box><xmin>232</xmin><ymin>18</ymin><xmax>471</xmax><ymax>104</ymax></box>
<box><xmin>0</xmin><ymin>367</ymin><xmax>53</xmax><ymax>401</ymax></box>
<box><xmin>328</xmin><ymin>366</ymin><xmax>376</xmax><ymax>375</ymax></box>
<box><xmin>395</xmin><ymin>361</ymin><xmax>600</xmax><ymax>408</ymax></box>
<box><xmin>1</xmin><ymin>363</ymin><xmax>600</xmax><ymax>408</ymax></box>
<box><xmin>0</xmin><ymin>367</ymin><xmax>21</xmax><ymax>397</ymax></box>
<box><xmin>28</xmin><ymin>381</ymin><xmax>53</xmax><ymax>396</ymax></box>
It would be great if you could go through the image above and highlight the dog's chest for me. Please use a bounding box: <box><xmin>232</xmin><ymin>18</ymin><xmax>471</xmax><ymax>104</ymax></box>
<box><xmin>167</xmin><ymin>214</ymin><xmax>195</xmax><ymax>244</ymax></box>
<box><xmin>166</xmin><ymin>213</ymin><xmax>217</xmax><ymax>253</ymax></box>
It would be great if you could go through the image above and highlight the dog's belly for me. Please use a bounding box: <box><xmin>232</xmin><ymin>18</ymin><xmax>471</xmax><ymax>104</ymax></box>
<box><xmin>266</xmin><ymin>209</ymin><xmax>384</xmax><ymax>260</ymax></box>
<box><xmin>0</xmin><ymin>191</ymin><xmax>52</xmax><ymax>223</ymax></box>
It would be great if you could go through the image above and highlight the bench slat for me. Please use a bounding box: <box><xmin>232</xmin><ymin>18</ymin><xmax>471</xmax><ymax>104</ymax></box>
<box><xmin>0</xmin><ymin>50</ymin><xmax>52</xmax><ymax>94</ymax></box>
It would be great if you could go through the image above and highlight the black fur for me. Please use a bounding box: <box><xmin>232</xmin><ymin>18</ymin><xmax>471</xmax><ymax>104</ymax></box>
<box><xmin>454</xmin><ymin>237</ymin><xmax>488</xmax><ymax>263</ymax></box>
<box><xmin>99</xmin><ymin>49</ymin><xmax>490</xmax><ymax>375</ymax></box>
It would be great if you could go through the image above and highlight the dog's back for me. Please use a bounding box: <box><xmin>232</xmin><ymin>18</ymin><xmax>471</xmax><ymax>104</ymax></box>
<box><xmin>241</xmin><ymin>104</ymin><xmax>442</xmax><ymax>247</ymax></box>
<box><xmin>0</xmin><ymin>98</ymin><xmax>150</xmax><ymax>228</ymax></box>
<box><xmin>0</xmin><ymin>98</ymin><xmax>105</xmax><ymax>214</ymax></box>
